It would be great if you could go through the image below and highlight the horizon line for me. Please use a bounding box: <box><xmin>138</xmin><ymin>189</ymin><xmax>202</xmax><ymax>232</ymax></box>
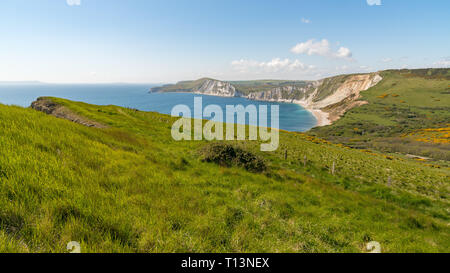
<box><xmin>1</xmin><ymin>66</ymin><xmax>447</xmax><ymax>85</ymax></box>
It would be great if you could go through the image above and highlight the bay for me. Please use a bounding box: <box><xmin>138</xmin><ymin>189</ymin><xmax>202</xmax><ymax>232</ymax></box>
<box><xmin>0</xmin><ymin>83</ymin><xmax>317</xmax><ymax>132</ymax></box>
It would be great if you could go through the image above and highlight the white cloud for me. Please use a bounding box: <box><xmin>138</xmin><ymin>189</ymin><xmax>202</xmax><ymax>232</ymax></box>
<box><xmin>264</xmin><ymin>58</ymin><xmax>291</xmax><ymax>71</ymax></box>
<box><xmin>291</xmin><ymin>39</ymin><xmax>330</xmax><ymax>56</ymax></box>
<box><xmin>291</xmin><ymin>39</ymin><xmax>353</xmax><ymax>60</ymax></box>
<box><xmin>381</xmin><ymin>57</ymin><xmax>393</xmax><ymax>63</ymax></box>
<box><xmin>301</xmin><ymin>18</ymin><xmax>311</xmax><ymax>24</ymax></box>
<box><xmin>335</xmin><ymin>47</ymin><xmax>352</xmax><ymax>59</ymax></box>
<box><xmin>67</xmin><ymin>0</ymin><xmax>81</xmax><ymax>6</ymax></box>
<box><xmin>367</xmin><ymin>0</ymin><xmax>381</xmax><ymax>6</ymax></box>
<box><xmin>289</xmin><ymin>60</ymin><xmax>313</xmax><ymax>71</ymax></box>
<box><xmin>231</xmin><ymin>58</ymin><xmax>315</xmax><ymax>74</ymax></box>
<box><xmin>433</xmin><ymin>57</ymin><xmax>450</xmax><ymax>67</ymax></box>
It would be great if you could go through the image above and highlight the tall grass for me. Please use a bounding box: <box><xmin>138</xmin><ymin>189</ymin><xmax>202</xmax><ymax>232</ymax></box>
<box><xmin>0</xmin><ymin>98</ymin><xmax>448</xmax><ymax>253</ymax></box>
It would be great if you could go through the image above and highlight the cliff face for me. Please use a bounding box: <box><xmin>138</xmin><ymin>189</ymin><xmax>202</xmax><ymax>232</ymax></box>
<box><xmin>194</xmin><ymin>79</ymin><xmax>240</xmax><ymax>97</ymax></box>
<box><xmin>245</xmin><ymin>83</ymin><xmax>318</xmax><ymax>102</ymax></box>
<box><xmin>298</xmin><ymin>73</ymin><xmax>383</xmax><ymax>125</ymax></box>
<box><xmin>151</xmin><ymin>73</ymin><xmax>383</xmax><ymax>127</ymax></box>
<box><xmin>310</xmin><ymin>74</ymin><xmax>383</xmax><ymax>108</ymax></box>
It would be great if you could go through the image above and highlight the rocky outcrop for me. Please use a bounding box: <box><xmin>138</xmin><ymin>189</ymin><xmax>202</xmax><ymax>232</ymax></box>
<box><xmin>194</xmin><ymin>79</ymin><xmax>240</xmax><ymax>97</ymax></box>
<box><xmin>31</xmin><ymin>97</ymin><xmax>106</xmax><ymax>128</ymax></box>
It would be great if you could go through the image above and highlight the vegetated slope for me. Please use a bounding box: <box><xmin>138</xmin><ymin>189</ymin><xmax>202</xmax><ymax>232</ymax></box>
<box><xmin>150</xmin><ymin>78</ymin><xmax>216</xmax><ymax>93</ymax></box>
<box><xmin>0</xmin><ymin>97</ymin><xmax>448</xmax><ymax>253</ymax></box>
<box><xmin>310</xmin><ymin>68</ymin><xmax>450</xmax><ymax>164</ymax></box>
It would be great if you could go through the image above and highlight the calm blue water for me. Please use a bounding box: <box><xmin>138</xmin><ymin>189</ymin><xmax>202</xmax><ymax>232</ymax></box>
<box><xmin>0</xmin><ymin>83</ymin><xmax>317</xmax><ymax>132</ymax></box>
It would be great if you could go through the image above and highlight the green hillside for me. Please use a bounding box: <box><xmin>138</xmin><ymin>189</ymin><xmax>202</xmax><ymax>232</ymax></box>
<box><xmin>150</xmin><ymin>78</ymin><xmax>215</xmax><ymax>93</ymax></box>
<box><xmin>310</xmin><ymin>68</ymin><xmax>450</xmax><ymax>165</ymax></box>
<box><xmin>0</xmin><ymin>97</ymin><xmax>448</xmax><ymax>253</ymax></box>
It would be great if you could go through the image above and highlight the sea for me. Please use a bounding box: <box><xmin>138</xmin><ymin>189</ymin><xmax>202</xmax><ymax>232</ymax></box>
<box><xmin>0</xmin><ymin>83</ymin><xmax>317</xmax><ymax>132</ymax></box>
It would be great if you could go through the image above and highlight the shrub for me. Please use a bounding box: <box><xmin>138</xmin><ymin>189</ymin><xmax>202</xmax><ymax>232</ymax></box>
<box><xmin>200</xmin><ymin>143</ymin><xmax>267</xmax><ymax>173</ymax></box>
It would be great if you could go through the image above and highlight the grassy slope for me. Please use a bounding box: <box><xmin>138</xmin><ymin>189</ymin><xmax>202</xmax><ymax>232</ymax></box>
<box><xmin>0</xmin><ymin>98</ymin><xmax>449</xmax><ymax>253</ymax></box>
<box><xmin>150</xmin><ymin>78</ymin><xmax>214</xmax><ymax>93</ymax></box>
<box><xmin>311</xmin><ymin>69</ymin><xmax>450</xmax><ymax>164</ymax></box>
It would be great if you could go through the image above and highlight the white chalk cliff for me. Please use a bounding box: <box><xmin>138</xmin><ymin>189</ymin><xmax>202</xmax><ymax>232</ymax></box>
<box><xmin>193</xmin><ymin>79</ymin><xmax>241</xmax><ymax>97</ymax></box>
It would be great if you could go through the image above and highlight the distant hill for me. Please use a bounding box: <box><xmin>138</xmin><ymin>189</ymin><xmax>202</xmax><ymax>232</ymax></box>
<box><xmin>0</xmin><ymin>81</ymin><xmax>43</xmax><ymax>84</ymax></box>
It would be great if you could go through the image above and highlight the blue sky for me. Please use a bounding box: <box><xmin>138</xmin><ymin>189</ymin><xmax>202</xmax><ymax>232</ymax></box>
<box><xmin>0</xmin><ymin>0</ymin><xmax>449</xmax><ymax>83</ymax></box>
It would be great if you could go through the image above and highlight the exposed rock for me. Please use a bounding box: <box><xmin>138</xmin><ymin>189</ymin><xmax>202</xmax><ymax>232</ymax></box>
<box><xmin>245</xmin><ymin>83</ymin><xmax>318</xmax><ymax>102</ymax></box>
<box><xmin>301</xmin><ymin>73</ymin><xmax>383</xmax><ymax>125</ymax></box>
<box><xmin>31</xmin><ymin>97</ymin><xmax>106</xmax><ymax>128</ymax></box>
<box><xmin>194</xmin><ymin>79</ymin><xmax>241</xmax><ymax>97</ymax></box>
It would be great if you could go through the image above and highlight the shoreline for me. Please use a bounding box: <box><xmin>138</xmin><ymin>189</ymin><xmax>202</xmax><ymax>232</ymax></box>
<box><xmin>309</xmin><ymin>108</ymin><xmax>331</xmax><ymax>127</ymax></box>
<box><xmin>293</xmin><ymin>100</ymin><xmax>331</xmax><ymax>128</ymax></box>
<box><xmin>300</xmin><ymin>106</ymin><xmax>331</xmax><ymax>127</ymax></box>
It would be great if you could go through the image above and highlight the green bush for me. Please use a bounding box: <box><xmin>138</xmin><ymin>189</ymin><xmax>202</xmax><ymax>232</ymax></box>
<box><xmin>200</xmin><ymin>143</ymin><xmax>267</xmax><ymax>173</ymax></box>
